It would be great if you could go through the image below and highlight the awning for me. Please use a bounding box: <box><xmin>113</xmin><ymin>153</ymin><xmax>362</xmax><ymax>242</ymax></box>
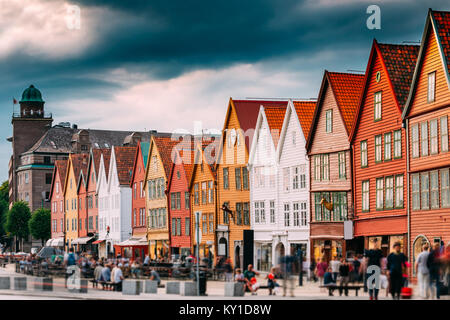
<box><xmin>93</xmin><ymin>239</ymin><xmax>105</xmax><ymax>245</ymax></box>
<box><xmin>47</xmin><ymin>238</ymin><xmax>64</xmax><ymax>247</ymax></box>
<box><xmin>117</xmin><ymin>236</ymin><xmax>147</xmax><ymax>247</ymax></box>
<box><xmin>71</xmin><ymin>236</ymin><xmax>94</xmax><ymax>245</ymax></box>
<box><xmin>45</xmin><ymin>239</ymin><xmax>53</xmax><ymax>246</ymax></box>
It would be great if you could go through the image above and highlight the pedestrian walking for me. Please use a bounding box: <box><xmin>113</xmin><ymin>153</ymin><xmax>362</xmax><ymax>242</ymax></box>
<box><xmin>224</xmin><ymin>257</ymin><xmax>233</xmax><ymax>282</ymax></box>
<box><xmin>338</xmin><ymin>259</ymin><xmax>350</xmax><ymax>296</ymax></box>
<box><xmin>112</xmin><ymin>263</ymin><xmax>124</xmax><ymax>291</ymax></box>
<box><xmin>387</xmin><ymin>242</ymin><xmax>407</xmax><ymax>300</ymax></box>
<box><xmin>427</xmin><ymin>242</ymin><xmax>442</xmax><ymax>299</ymax></box>
<box><xmin>364</xmin><ymin>238</ymin><xmax>383</xmax><ymax>300</ymax></box>
<box><xmin>309</xmin><ymin>258</ymin><xmax>317</xmax><ymax>282</ymax></box>
<box><xmin>351</xmin><ymin>255</ymin><xmax>361</xmax><ymax>283</ymax></box>
<box><xmin>330</xmin><ymin>256</ymin><xmax>341</xmax><ymax>283</ymax></box>
<box><xmin>280</xmin><ymin>247</ymin><xmax>296</xmax><ymax>297</ymax></box>
<box><xmin>316</xmin><ymin>258</ymin><xmax>328</xmax><ymax>288</ymax></box>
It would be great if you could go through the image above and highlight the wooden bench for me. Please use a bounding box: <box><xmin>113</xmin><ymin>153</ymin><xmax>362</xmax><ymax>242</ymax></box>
<box><xmin>320</xmin><ymin>284</ymin><xmax>364</xmax><ymax>296</ymax></box>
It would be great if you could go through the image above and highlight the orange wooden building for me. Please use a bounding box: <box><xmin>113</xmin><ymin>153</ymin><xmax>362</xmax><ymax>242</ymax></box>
<box><xmin>49</xmin><ymin>160</ymin><xmax>68</xmax><ymax>246</ymax></box>
<box><xmin>402</xmin><ymin>10</ymin><xmax>450</xmax><ymax>272</ymax></box>
<box><xmin>350</xmin><ymin>40</ymin><xmax>419</xmax><ymax>256</ymax></box>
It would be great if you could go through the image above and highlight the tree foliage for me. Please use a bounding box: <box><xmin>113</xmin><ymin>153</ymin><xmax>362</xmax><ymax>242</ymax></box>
<box><xmin>0</xmin><ymin>181</ymin><xmax>9</xmax><ymax>243</ymax></box>
<box><xmin>5</xmin><ymin>201</ymin><xmax>31</xmax><ymax>241</ymax></box>
<box><xmin>29</xmin><ymin>208</ymin><xmax>51</xmax><ymax>245</ymax></box>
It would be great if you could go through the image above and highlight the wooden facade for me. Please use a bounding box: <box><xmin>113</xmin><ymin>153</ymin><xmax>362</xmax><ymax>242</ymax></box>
<box><xmin>49</xmin><ymin>160</ymin><xmax>67</xmax><ymax>241</ymax></box>
<box><xmin>350</xmin><ymin>40</ymin><xmax>419</xmax><ymax>255</ymax></box>
<box><xmin>402</xmin><ymin>10</ymin><xmax>450</xmax><ymax>273</ymax></box>
<box><xmin>307</xmin><ymin>71</ymin><xmax>364</xmax><ymax>262</ymax></box>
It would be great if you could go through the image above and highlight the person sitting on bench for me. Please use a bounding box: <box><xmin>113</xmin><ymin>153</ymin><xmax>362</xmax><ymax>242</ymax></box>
<box><xmin>243</xmin><ymin>264</ymin><xmax>260</xmax><ymax>295</ymax></box>
<box><xmin>100</xmin><ymin>263</ymin><xmax>111</xmax><ymax>290</ymax></box>
<box><xmin>323</xmin><ymin>267</ymin><xmax>336</xmax><ymax>296</ymax></box>
<box><xmin>149</xmin><ymin>267</ymin><xmax>161</xmax><ymax>286</ymax></box>
<box><xmin>267</xmin><ymin>267</ymin><xmax>280</xmax><ymax>295</ymax></box>
<box><xmin>339</xmin><ymin>259</ymin><xmax>350</xmax><ymax>296</ymax></box>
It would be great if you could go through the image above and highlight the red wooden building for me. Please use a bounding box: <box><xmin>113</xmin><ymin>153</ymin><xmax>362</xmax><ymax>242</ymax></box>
<box><xmin>350</xmin><ymin>40</ymin><xmax>419</xmax><ymax>256</ymax></box>
<box><xmin>168</xmin><ymin>144</ymin><xmax>195</xmax><ymax>258</ymax></box>
<box><xmin>49</xmin><ymin>160</ymin><xmax>68</xmax><ymax>247</ymax></box>
<box><xmin>402</xmin><ymin>10</ymin><xmax>450</xmax><ymax>271</ymax></box>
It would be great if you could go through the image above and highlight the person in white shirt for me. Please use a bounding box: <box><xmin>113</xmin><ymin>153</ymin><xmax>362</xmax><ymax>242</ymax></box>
<box><xmin>112</xmin><ymin>264</ymin><xmax>124</xmax><ymax>291</ymax></box>
<box><xmin>415</xmin><ymin>243</ymin><xmax>431</xmax><ymax>299</ymax></box>
<box><xmin>330</xmin><ymin>256</ymin><xmax>341</xmax><ymax>283</ymax></box>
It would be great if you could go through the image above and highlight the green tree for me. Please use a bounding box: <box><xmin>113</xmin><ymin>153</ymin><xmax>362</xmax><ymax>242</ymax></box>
<box><xmin>29</xmin><ymin>208</ymin><xmax>51</xmax><ymax>246</ymax></box>
<box><xmin>5</xmin><ymin>201</ymin><xmax>31</xmax><ymax>251</ymax></box>
<box><xmin>0</xmin><ymin>181</ymin><xmax>8</xmax><ymax>203</ymax></box>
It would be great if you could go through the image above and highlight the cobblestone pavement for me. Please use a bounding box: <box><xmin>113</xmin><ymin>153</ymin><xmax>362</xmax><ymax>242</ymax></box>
<box><xmin>1</xmin><ymin>264</ymin><xmax>442</xmax><ymax>301</ymax></box>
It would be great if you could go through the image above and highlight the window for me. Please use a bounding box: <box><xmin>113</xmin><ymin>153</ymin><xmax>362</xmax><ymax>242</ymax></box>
<box><xmin>333</xmin><ymin>192</ymin><xmax>347</xmax><ymax>221</ymax></box>
<box><xmin>299</xmin><ymin>165</ymin><xmax>306</xmax><ymax>189</ymax></box>
<box><xmin>300</xmin><ymin>202</ymin><xmax>307</xmax><ymax>226</ymax></box>
<box><xmin>134</xmin><ymin>183</ymin><xmax>137</xmax><ymax>199</ymax></box>
<box><xmin>375</xmin><ymin>135</ymin><xmax>382</xmax><ymax>163</ymax></box>
<box><xmin>394</xmin><ymin>130</ymin><xmax>402</xmax><ymax>158</ymax></box>
<box><xmin>385</xmin><ymin>176</ymin><xmax>394</xmax><ymax>209</ymax></box>
<box><xmin>362</xmin><ymin>180</ymin><xmax>370</xmax><ymax>212</ymax></box>
<box><xmin>140</xmin><ymin>181</ymin><xmax>143</xmax><ymax>198</ymax></box>
<box><xmin>441</xmin><ymin>169</ymin><xmax>450</xmax><ymax>208</ymax></box>
<box><xmin>194</xmin><ymin>183</ymin><xmax>199</xmax><ymax>205</ymax></box>
<box><xmin>292</xmin><ymin>167</ymin><xmax>299</xmax><ymax>190</ymax></box>
<box><xmin>441</xmin><ymin>116</ymin><xmax>448</xmax><ymax>153</ymax></box>
<box><xmin>171</xmin><ymin>193</ymin><xmax>176</xmax><ymax>210</ymax></box>
<box><xmin>242</xmin><ymin>167</ymin><xmax>249</xmax><ymax>190</ymax></box>
<box><xmin>283</xmin><ymin>168</ymin><xmax>290</xmax><ymax>192</ymax></box>
<box><xmin>395</xmin><ymin>175</ymin><xmax>404</xmax><ymax>209</ymax></box>
<box><xmin>427</xmin><ymin>72</ymin><xmax>435</xmax><ymax>103</ymax></box>
<box><xmin>202</xmin><ymin>214</ymin><xmax>207</xmax><ymax>235</ymax></box>
<box><xmin>314</xmin><ymin>193</ymin><xmax>322</xmax><ymax>221</ymax></box>
<box><xmin>209</xmin><ymin>214</ymin><xmax>214</xmax><ymax>233</ymax></box>
<box><xmin>361</xmin><ymin>141</ymin><xmax>368</xmax><ymax>167</ymax></box>
<box><xmin>293</xmin><ymin>202</ymin><xmax>300</xmax><ymax>226</ymax></box>
<box><xmin>236</xmin><ymin>203</ymin><xmax>242</xmax><ymax>225</ymax></box>
<box><xmin>412</xmin><ymin>124</ymin><xmax>419</xmax><ymax>158</ymax></box>
<box><xmin>421</xmin><ymin>122</ymin><xmax>428</xmax><ymax>156</ymax></box>
<box><xmin>376</xmin><ymin>178</ymin><xmax>384</xmax><ymax>210</ymax></box>
<box><xmin>254</xmin><ymin>202</ymin><xmax>260</xmax><ymax>223</ymax></box>
<box><xmin>384</xmin><ymin>133</ymin><xmax>392</xmax><ymax>161</ymax></box>
<box><xmin>284</xmin><ymin>203</ymin><xmax>290</xmax><ymax>227</ymax></box>
<box><xmin>25</xmin><ymin>172</ymin><xmax>29</xmax><ymax>184</ymax></box>
<box><xmin>235</xmin><ymin>168</ymin><xmax>241</xmax><ymax>190</ymax></box>
<box><xmin>185</xmin><ymin>218</ymin><xmax>190</xmax><ymax>236</ymax></box>
<box><xmin>338</xmin><ymin>152</ymin><xmax>346</xmax><ymax>179</ymax></box>
<box><xmin>270</xmin><ymin>201</ymin><xmax>275</xmax><ymax>223</ymax></box>
<box><xmin>314</xmin><ymin>156</ymin><xmax>321</xmax><ymax>180</ymax></box>
<box><xmin>243</xmin><ymin>202</ymin><xmax>250</xmax><ymax>225</ymax></box>
<box><xmin>44</xmin><ymin>156</ymin><xmax>51</xmax><ymax>164</ymax></box>
<box><xmin>374</xmin><ymin>91</ymin><xmax>382</xmax><ymax>121</ymax></box>
<box><xmin>321</xmin><ymin>154</ymin><xmax>329</xmax><ymax>181</ymax></box>
<box><xmin>421</xmin><ymin>173</ymin><xmax>429</xmax><ymax>210</ymax></box>
<box><xmin>325</xmin><ymin>109</ymin><xmax>333</xmax><ymax>133</ymax></box>
<box><xmin>43</xmin><ymin>173</ymin><xmax>52</xmax><ymax>185</ymax></box>
<box><xmin>185</xmin><ymin>192</ymin><xmax>190</xmax><ymax>209</ymax></box>
<box><xmin>201</xmin><ymin>182</ymin><xmax>207</xmax><ymax>204</ymax></box>
<box><xmin>292</xmin><ymin>131</ymin><xmax>296</xmax><ymax>146</ymax></box>
<box><xmin>430</xmin><ymin>119</ymin><xmax>438</xmax><ymax>155</ymax></box>
<box><xmin>223</xmin><ymin>168</ymin><xmax>229</xmax><ymax>189</ymax></box>
<box><xmin>259</xmin><ymin>201</ymin><xmax>265</xmax><ymax>223</ymax></box>
<box><xmin>430</xmin><ymin>171</ymin><xmax>439</xmax><ymax>209</ymax></box>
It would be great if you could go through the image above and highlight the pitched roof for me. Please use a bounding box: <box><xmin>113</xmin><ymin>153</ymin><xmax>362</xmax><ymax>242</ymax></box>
<box><xmin>102</xmin><ymin>149</ymin><xmax>112</xmax><ymax>179</ymax></box>
<box><xmin>327</xmin><ymin>72</ymin><xmax>365</xmax><ymax>133</ymax></box>
<box><xmin>377</xmin><ymin>42</ymin><xmax>420</xmax><ymax>108</ymax></box>
<box><xmin>263</xmin><ymin>106</ymin><xmax>287</xmax><ymax>149</ymax></box>
<box><xmin>431</xmin><ymin>10</ymin><xmax>450</xmax><ymax>78</ymax></box>
<box><xmin>292</xmin><ymin>101</ymin><xmax>316</xmax><ymax>140</ymax></box>
<box><xmin>113</xmin><ymin>146</ymin><xmax>137</xmax><ymax>185</ymax></box>
<box><xmin>71</xmin><ymin>153</ymin><xmax>89</xmax><ymax>186</ymax></box>
<box><xmin>231</xmin><ymin>99</ymin><xmax>288</xmax><ymax>150</ymax></box>
<box><xmin>91</xmin><ymin>148</ymin><xmax>110</xmax><ymax>176</ymax></box>
<box><xmin>153</xmin><ymin>136</ymin><xmax>183</xmax><ymax>178</ymax></box>
<box><xmin>55</xmin><ymin>160</ymin><xmax>68</xmax><ymax>191</ymax></box>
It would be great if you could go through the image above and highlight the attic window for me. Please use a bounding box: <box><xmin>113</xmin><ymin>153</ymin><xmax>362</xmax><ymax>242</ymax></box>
<box><xmin>104</xmin><ymin>143</ymin><xmax>109</xmax><ymax>148</ymax></box>
<box><xmin>95</xmin><ymin>143</ymin><xmax>100</xmax><ymax>148</ymax></box>
<box><xmin>50</xmin><ymin>141</ymin><xmax>57</xmax><ymax>149</ymax></box>
<box><xmin>177</xmin><ymin>171</ymin><xmax>181</xmax><ymax>179</ymax></box>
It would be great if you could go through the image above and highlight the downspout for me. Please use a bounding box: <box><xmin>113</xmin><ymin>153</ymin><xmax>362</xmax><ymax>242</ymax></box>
<box><xmin>404</xmin><ymin>119</ymin><xmax>411</xmax><ymax>263</ymax></box>
<box><xmin>349</xmin><ymin>143</ymin><xmax>355</xmax><ymax>251</ymax></box>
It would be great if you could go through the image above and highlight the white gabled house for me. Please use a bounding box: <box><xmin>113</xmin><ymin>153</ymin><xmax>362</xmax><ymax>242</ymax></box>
<box><xmin>274</xmin><ymin>99</ymin><xmax>316</xmax><ymax>266</ymax></box>
<box><xmin>97</xmin><ymin>146</ymin><xmax>136</xmax><ymax>258</ymax></box>
<box><xmin>248</xmin><ymin>103</ymin><xmax>287</xmax><ymax>272</ymax></box>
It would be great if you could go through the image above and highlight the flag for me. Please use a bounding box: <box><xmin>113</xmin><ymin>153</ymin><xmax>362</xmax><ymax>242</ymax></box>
<box><xmin>13</xmin><ymin>98</ymin><xmax>17</xmax><ymax>104</ymax></box>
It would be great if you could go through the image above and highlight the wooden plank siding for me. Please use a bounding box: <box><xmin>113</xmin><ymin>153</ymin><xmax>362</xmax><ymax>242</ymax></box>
<box><xmin>352</xmin><ymin>48</ymin><xmax>408</xmax><ymax>238</ymax></box>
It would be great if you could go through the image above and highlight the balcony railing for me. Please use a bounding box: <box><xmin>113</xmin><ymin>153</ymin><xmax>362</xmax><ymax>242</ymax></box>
<box><xmin>12</xmin><ymin>112</ymin><xmax>52</xmax><ymax>119</ymax></box>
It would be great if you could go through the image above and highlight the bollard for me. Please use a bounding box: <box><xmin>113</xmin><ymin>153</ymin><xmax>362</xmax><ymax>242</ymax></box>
<box><xmin>180</xmin><ymin>281</ymin><xmax>198</xmax><ymax>296</ymax></box>
<box><xmin>224</xmin><ymin>282</ymin><xmax>245</xmax><ymax>297</ymax></box>
<box><xmin>68</xmin><ymin>279</ymin><xmax>88</xmax><ymax>293</ymax></box>
<box><xmin>122</xmin><ymin>280</ymin><xmax>141</xmax><ymax>295</ymax></box>
<box><xmin>144</xmin><ymin>280</ymin><xmax>158</xmax><ymax>294</ymax></box>
<box><xmin>33</xmin><ymin>277</ymin><xmax>53</xmax><ymax>291</ymax></box>
<box><xmin>166</xmin><ymin>282</ymin><xmax>180</xmax><ymax>294</ymax></box>
<box><xmin>0</xmin><ymin>277</ymin><xmax>11</xmax><ymax>290</ymax></box>
<box><xmin>13</xmin><ymin>277</ymin><xmax>27</xmax><ymax>290</ymax></box>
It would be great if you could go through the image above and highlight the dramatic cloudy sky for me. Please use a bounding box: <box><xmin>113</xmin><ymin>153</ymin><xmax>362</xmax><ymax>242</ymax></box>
<box><xmin>0</xmin><ymin>0</ymin><xmax>448</xmax><ymax>181</ymax></box>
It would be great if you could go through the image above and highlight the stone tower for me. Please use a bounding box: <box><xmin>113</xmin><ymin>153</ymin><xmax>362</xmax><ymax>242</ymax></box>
<box><xmin>9</xmin><ymin>85</ymin><xmax>53</xmax><ymax>207</ymax></box>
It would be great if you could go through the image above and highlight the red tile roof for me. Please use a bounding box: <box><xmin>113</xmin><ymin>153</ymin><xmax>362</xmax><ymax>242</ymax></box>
<box><xmin>377</xmin><ymin>43</ymin><xmax>420</xmax><ymax>108</ymax></box>
<box><xmin>92</xmin><ymin>148</ymin><xmax>110</xmax><ymax>176</ymax></box>
<box><xmin>431</xmin><ymin>10</ymin><xmax>450</xmax><ymax>77</ymax></box>
<box><xmin>327</xmin><ymin>72</ymin><xmax>365</xmax><ymax>133</ymax></box>
<box><xmin>264</xmin><ymin>106</ymin><xmax>287</xmax><ymax>149</ymax></box>
<box><xmin>102</xmin><ymin>149</ymin><xmax>112</xmax><ymax>179</ymax></box>
<box><xmin>153</xmin><ymin>136</ymin><xmax>182</xmax><ymax>179</ymax></box>
<box><xmin>71</xmin><ymin>154</ymin><xmax>89</xmax><ymax>186</ymax></box>
<box><xmin>232</xmin><ymin>99</ymin><xmax>288</xmax><ymax>150</ymax></box>
<box><xmin>113</xmin><ymin>146</ymin><xmax>137</xmax><ymax>185</ymax></box>
<box><xmin>292</xmin><ymin>101</ymin><xmax>316</xmax><ymax>140</ymax></box>
<box><xmin>54</xmin><ymin>159</ymin><xmax>68</xmax><ymax>192</ymax></box>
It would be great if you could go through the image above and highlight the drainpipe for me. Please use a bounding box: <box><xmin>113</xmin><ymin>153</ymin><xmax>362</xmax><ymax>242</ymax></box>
<box><xmin>404</xmin><ymin>119</ymin><xmax>411</xmax><ymax>264</ymax></box>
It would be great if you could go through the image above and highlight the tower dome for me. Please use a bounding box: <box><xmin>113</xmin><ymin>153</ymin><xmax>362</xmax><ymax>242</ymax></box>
<box><xmin>20</xmin><ymin>85</ymin><xmax>44</xmax><ymax>103</ymax></box>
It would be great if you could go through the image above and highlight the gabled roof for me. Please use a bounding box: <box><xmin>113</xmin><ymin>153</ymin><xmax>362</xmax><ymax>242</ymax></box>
<box><xmin>306</xmin><ymin>71</ymin><xmax>364</xmax><ymax>150</ymax></box>
<box><xmin>113</xmin><ymin>146</ymin><xmax>137</xmax><ymax>185</ymax></box>
<box><xmin>350</xmin><ymin>40</ymin><xmax>419</xmax><ymax>142</ymax></box>
<box><xmin>152</xmin><ymin>136</ymin><xmax>184</xmax><ymax>179</ymax></box>
<box><xmin>377</xmin><ymin>42</ymin><xmax>420</xmax><ymax>108</ymax></box>
<box><xmin>431</xmin><ymin>10</ymin><xmax>450</xmax><ymax>80</ymax></box>
<box><xmin>292</xmin><ymin>100</ymin><xmax>317</xmax><ymax>140</ymax></box>
<box><xmin>188</xmin><ymin>142</ymin><xmax>217</xmax><ymax>189</ymax></box>
<box><xmin>403</xmin><ymin>9</ymin><xmax>450</xmax><ymax>118</ymax></box>
<box><xmin>264</xmin><ymin>106</ymin><xmax>287</xmax><ymax>149</ymax></box>
<box><xmin>49</xmin><ymin>159</ymin><xmax>68</xmax><ymax>200</ymax></box>
<box><xmin>85</xmin><ymin>148</ymin><xmax>110</xmax><ymax>190</ymax></box>
<box><xmin>71</xmin><ymin>153</ymin><xmax>89</xmax><ymax>186</ymax></box>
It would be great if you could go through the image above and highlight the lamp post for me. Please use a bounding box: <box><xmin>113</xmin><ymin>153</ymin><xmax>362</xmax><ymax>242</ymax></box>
<box><xmin>195</xmin><ymin>211</ymin><xmax>200</xmax><ymax>296</ymax></box>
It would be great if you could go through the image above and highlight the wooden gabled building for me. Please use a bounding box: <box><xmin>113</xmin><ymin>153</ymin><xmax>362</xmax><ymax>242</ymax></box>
<box><xmin>402</xmin><ymin>10</ymin><xmax>450</xmax><ymax>271</ymax></box>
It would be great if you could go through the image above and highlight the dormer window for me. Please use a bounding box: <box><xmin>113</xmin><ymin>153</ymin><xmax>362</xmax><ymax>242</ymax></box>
<box><xmin>325</xmin><ymin>109</ymin><xmax>333</xmax><ymax>133</ymax></box>
<box><xmin>374</xmin><ymin>92</ymin><xmax>382</xmax><ymax>121</ymax></box>
<box><xmin>428</xmin><ymin>72</ymin><xmax>435</xmax><ymax>103</ymax></box>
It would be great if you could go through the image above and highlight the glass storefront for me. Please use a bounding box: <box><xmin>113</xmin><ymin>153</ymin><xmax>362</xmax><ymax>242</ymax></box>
<box><xmin>313</xmin><ymin>240</ymin><xmax>343</xmax><ymax>262</ymax></box>
<box><xmin>256</xmin><ymin>243</ymin><xmax>272</xmax><ymax>272</ymax></box>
